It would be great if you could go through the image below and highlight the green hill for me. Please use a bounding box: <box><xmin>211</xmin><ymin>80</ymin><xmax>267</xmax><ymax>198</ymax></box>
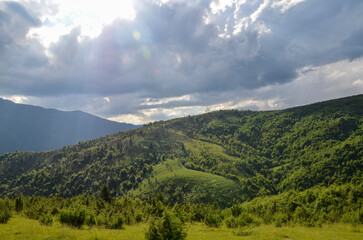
<box><xmin>129</xmin><ymin>159</ymin><xmax>240</xmax><ymax>206</ymax></box>
<box><xmin>0</xmin><ymin>94</ymin><xmax>362</xmax><ymax>207</ymax></box>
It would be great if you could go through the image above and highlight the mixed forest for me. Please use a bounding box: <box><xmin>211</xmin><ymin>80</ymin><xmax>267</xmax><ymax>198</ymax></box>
<box><xmin>0</xmin><ymin>94</ymin><xmax>362</xmax><ymax>239</ymax></box>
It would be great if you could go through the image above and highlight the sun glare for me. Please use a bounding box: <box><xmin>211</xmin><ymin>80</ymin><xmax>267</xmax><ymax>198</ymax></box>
<box><xmin>28</xmin><ymin>0</ymin><xmax>135</xmax><ymax>47</ymax></box>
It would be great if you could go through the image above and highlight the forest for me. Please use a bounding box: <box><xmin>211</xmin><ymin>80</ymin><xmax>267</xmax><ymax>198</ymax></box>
<box><xmin>0</xmin><ymin>94</ymin><xmax>362</xmax><ymax>239</ymax></box>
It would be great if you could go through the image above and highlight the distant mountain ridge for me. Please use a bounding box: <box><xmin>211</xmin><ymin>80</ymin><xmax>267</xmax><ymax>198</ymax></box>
<box><xmin>0</xmin><ymin>98</ymin><xmax>138</xmax><ymax>154</ymax></box>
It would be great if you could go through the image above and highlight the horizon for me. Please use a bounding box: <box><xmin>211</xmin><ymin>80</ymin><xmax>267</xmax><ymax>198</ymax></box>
<box><xmin>1</xmin><ymin>0</ymin><xmax>363</xmax><ymax>124</ymax></box>
<box><xmin>2</xmin><ymin>93</ymin><xmax>361</xmax><ymax>125</ymax></box>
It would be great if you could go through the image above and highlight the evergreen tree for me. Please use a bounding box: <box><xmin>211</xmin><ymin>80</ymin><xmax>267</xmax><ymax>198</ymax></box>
<box><xmin>100</xmin><ymin>184</ymin><xmax>111</xmax><ymax>203</ymax></box>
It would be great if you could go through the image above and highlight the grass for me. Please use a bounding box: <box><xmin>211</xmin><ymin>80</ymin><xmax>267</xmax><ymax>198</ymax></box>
<box><xmin>129</xmin><ymin>159</ymin><xmax>240</xmax><ymax>205</ymax></box>
<box><xmin>0</xmin><ymin>216</ymin><xmax>362</xmax><ymax>240</ymax></box>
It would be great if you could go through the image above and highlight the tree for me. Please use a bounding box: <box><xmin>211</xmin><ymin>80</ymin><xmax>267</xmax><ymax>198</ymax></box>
<box><xmin>100</xmin><ymin>184</ymin><xmax>111</xmax><ymax>203</ymax></box>
<box><xmin>15</xmin><ymin>194</ymin><xmax>23</xmax><ymax>213</ymax></box>
<box><xmin>145</xmin><ymin>211</ymin><xmax>187</xmax><ymax>240</ymax></box>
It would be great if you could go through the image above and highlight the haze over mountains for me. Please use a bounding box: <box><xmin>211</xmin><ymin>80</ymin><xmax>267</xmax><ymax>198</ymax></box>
<box><xmin>0</xmin><ymin>95</ymin><xmax>361</xmax><ymax>206</ymax></box>
<box><xmin>0</xmin><ymin>98</ymin><xmax>139</xmax><ymax>154</ymax></box>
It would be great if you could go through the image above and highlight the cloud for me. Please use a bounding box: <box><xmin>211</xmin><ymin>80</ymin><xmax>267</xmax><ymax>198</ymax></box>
<box><xmin>0</xmin><ymin>0</ymin><xmax>362</xmax><ymax>123</ymax></box>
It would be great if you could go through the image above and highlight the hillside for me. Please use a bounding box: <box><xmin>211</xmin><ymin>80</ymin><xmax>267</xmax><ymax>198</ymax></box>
<box><xmin>0</xmin><ymin>94</ymin><xmax>362</xmax><ymax>207</ymax></box>
<box><xmin>0</xmin><ymin>98</ymin><xmax>138</xmax><ymax>154</ymax></box>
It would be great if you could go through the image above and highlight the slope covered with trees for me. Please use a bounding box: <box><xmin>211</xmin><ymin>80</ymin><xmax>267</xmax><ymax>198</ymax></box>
<box><xmin>0</xmin><ymin>98</ymin><xmax>138</xmax><ymax>154</ymax></box>
<box><xmin>0</xmin><ymin>94</ymin><xmax>362</xmax><ymax>207</ymax></box>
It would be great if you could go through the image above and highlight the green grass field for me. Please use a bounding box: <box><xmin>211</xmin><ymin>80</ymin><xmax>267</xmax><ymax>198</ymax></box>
<box><xmin>129</xmin><ymin>158</ymin><xmax>240</xmax><ymax>205</ymax></box>
<box><xmin>0</xmin><ymin>215</ymin><xmax>362</xmax><ymax>240</ymax></box>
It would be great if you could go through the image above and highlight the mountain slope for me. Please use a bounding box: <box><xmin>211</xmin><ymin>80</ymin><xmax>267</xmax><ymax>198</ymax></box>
<box><xmin>0</xmin><ymin>98</ymin><xmax>138</xmax><ymax>154</ymax></box>
<box><xmin>0</xmin><ymin>94</ymin><xmax>362</xmax><ymax>207</ymax></box>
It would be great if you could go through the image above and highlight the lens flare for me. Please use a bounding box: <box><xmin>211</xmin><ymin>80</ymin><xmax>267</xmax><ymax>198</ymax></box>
<box><xmin>142</xmin><ymin>46</ymin><xmax>151</xmax><ymax>59</ymax></box>
<box><xmin>133</xmin><ymin>31</ymin><xmax>141</xmax><ymax>40</ymax></box>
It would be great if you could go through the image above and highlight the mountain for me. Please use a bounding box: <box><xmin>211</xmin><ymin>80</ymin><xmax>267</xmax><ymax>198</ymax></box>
<box><xmin>0</xmin><ymin>98</ymin><xmax>139</xmax><ymax>154</ymax></box>
<box><xmin>0</xmin><ymin>94</ymin><xmax>362</xmax><ymax>207</ymax></box>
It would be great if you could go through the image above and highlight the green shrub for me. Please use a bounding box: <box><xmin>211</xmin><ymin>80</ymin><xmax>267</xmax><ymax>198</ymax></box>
<box><xmin>0</xmin><ymin>207</ymin><xmax>11</xmax><ymax>224</ymax></box>
<box><xmin>95</xmin><ymin>214</ymin><xmax>107</xmax><ymax>226</ymax></box>
<box><xmin>238</xmin><ymin>212</ymin><xmax>261</xmax><ymax>227</ymax></box>
<box><xmin>204</xmin><ymin>213</ymin><xmax>222</xmax><ymax>228</ymax></box>
<box><xmin>145</xmin><ymin>212</ymin><xmax>187</xmax><ymax>240</ymax></box>
<box><xmin>225</xmin><ymin>216</ymin><xmax>239</xmax><ymax>228</ymax></box>
<box><xmin>106</xmin><ymin>215</ymin><xmax>124</xmax><ymax>229</ymax></box>
<box><xmin>59</xmin><ymin>208</ymin><xmax>86</xmax><ymax>228</ymax></box>
<box><xmin>85</xmin><ymin>213</ymin><xmax>96</xmax><ymax>226</ymax></box>
<box><xmin>39</xmin><ymin>214</ymin><xmax>53</xmax><ymax>226</ymax></box>
<box><xmin>24</xmin><ymin>204</ymin><xmax>46</xmax><ymax>220</ymax></box>
<box><xmin>274</xmin><ymin>213</ymin><xmax>288</xmax><ymax>227</ymax></box>
<box><xmin>0</xmin><ymin>199</ymin><xmax>12</xmax><ymax>224</ymax></box>
<box><xmin>231</xmin><ymin>204</ymin><xmax>242</xmax><ymax>217</ymax></box>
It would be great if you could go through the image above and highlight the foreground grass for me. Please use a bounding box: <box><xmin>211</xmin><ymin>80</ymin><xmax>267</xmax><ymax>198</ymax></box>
<box><xmin>0</xmin><ymin>215</ymin><xmax>362</xmax><ymax>240</ymax></box>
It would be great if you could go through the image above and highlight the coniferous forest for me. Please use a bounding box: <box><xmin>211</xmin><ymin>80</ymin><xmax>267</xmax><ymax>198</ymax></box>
<box><xmin>0</xmin><ymin>94</ymin><xmax>362</xmax><ymax>239</ymax></box>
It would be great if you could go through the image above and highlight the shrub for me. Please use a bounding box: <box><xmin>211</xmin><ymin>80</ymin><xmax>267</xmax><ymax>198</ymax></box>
<box><xmin>225</xmin><ymin>216</ymin><xmax>239</xmax><ymax>228</ymax></box>
<box><xmin>238</xmin><ymin>212</ymin><xmax>261</xmax><ymax>227</ymax></box>
<box><xmin>231</xmin><ymin>204</ymin><xmax>242</xmax><ymax>217</ymax></box>
<box><xmin>59</xmin><ymin>208</ymin><xmax>86</xmax><ymax>228</ymax></box>
<box><xmin>145</xmin><ymin>211</ymin><xmax>187</xmax><ymax>240</ymax></box>
<box><xmin>85</xmin><ymin>213</ymin><xmax>96</xmax><ymax>226</ymax></box>
<box><xmin>0</xmin><ymin>210</ymin><xmax>11</xmax><ymax>224</ymax></box>
<box><xmin>106</xmin><ymin>215</ymin><xmax>124</xmax><ymax>229</ymax></box>
<box><xmin>0</xmin><ymin>199</ymin><xmax>12</xmax><ymax>224</ymax></box>
<box><xmin>274</xmin><ymin>213</ymin><xmax>288</xmax><ymax>227</ymax></box>
<box><xmin>204</xmin><ymin>213</ymin><xmax>222</xmax><ymax>228</ymax></box>
<box><xmin>39</xmin><ymin>214</ymin><xmax>53</xmax><ymax>226</ymax></box>
<box><xmin>95</xmin><ymin>214</ymin><xmax>107</xmax><ymax>226</ymax></box>
<box><xmin>24</xmin><ymin>204</ymin><xmax>46</xmax><ymax>220</ymax></box>
<box><xmin>0</xmin><ymin>206</ymin><xmax>11</xmax><ymax>224</ymax></box>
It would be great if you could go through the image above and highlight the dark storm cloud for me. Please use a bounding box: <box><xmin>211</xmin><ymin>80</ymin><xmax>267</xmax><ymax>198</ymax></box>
<box><xmin>0</xmin><ymin>0</ymin><xmax>363</xmax><ymax>120</ymax></box>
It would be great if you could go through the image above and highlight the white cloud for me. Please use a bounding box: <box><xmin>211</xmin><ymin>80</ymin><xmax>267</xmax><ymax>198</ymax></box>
<box><xmin>272</xmin><ymin>0</ymin><xmax>306</xmax><ymax>13</ymax></box>
<box><xmin>1</xmin><ymin>95</ymin><xmax>28</xmax><ymax>104</ymax></box>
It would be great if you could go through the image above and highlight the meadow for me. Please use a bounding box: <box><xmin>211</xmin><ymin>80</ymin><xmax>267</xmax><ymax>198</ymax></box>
<box><xmin>0</xmin><ymin>215</ymin><xmax>361</xmax><ymax>240</ymax></box>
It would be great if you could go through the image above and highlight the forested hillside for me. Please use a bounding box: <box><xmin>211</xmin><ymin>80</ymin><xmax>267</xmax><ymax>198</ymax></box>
<box><xmin>0</xmin><ymin>98</ymin><xmax>138</xmax><ymax>154</ymax></box>
<box><xmin>0</xmin><ymin>94</ymin><xmax>362</xmax><ymax>207</ymax></box>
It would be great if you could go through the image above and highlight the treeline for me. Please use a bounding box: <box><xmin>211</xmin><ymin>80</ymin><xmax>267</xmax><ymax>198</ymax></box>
<box><xmin>1</xmin><ymin>183</ymin><xmax>362</xmax><ymax>232</ymax></box>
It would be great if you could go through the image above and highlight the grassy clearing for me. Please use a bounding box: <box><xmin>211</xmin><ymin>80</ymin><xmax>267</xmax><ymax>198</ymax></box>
<box><xmin>183</xmin><ymin>138</ymin><xmax>241</xmax><ymax>163</ymax></box>
<box><xmin>130</xmin><ymin>159</ymin><xmax>239</xmax><ymax>204</ymax></box>
<box><xmin>0</xmin><ymin>216</ymin><xmax>362</xmax><ymax>240</ymax></box>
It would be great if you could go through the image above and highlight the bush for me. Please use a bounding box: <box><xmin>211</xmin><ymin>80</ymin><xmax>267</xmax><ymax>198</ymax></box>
<box><xmin>0</xmin><ymin>199</ymin><xmax>12</xmax><ymax>224</ymax></box>
<box><xmin>225</xmin><ymin>216</ymin><xmax>239</xmax><ymax>228</ymax></box>
<box><xmin>59</xmin><ymin>208</ymin><xmax>86</xmax><ymax>228</ymax></box>
<box><xmin>24</xmin><ymin>204</ymin><xmax>46</xmax><ymax>220</ymax></box>
<box><xmin>0</xmin><ymin>208</ymin><xmax>11</xmax><ymax>224</ymax></box>
<box><xmin>85</xmin><ymin>213</ymin><xmax>96</xmax><ymax>226</ymax></box>
<box><xmin>274</xmin><ymin>213</ymin><xmax>288</xmax><ymax>227</ymax></box>
<box><xmin>39</xmin><ymin>214</ymin><xmax>53</xmax><ymax>226</ymax></box>
<box><xmin>106</xmin><ymin>215</ymin><xmax>124</xmax><ymax>229</ymax></box>
<box><xmin>238</xmin><ymin>212</ymin><xmax>261</xmax><ymax>227</ymax></box>
<box><xmin>145</xmin><ymin>211</ymin><xmax>187</xmax><ymax>240</ymax></box>
<box><xmin>204</xmin><ymin>213</ymin><xmax>222</xmax><ymax>228</ymax></box>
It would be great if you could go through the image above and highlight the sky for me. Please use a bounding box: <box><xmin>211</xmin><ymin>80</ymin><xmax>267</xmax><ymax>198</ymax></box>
<box><xmin>0</xmin><ymin>0</ymin><xmax>363</xmax><ymax>124</ymax></box>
